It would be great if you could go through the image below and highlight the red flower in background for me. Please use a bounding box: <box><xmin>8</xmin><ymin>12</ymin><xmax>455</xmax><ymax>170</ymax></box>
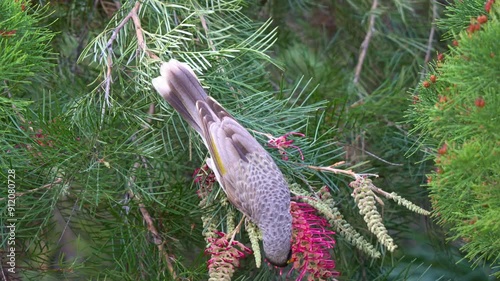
<box><xmin>268</xmin><ymin>132</ymin><xmax>305</xmax><ymax>161</ymax></box>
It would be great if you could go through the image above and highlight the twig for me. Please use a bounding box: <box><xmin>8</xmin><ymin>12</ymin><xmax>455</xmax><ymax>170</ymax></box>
<box><xmin>130</xmin><ymin>2</ymin><xmax>158</xmax><ymax>59</ymax></box>
<box><xmin>125</xmin><ymin>95</ymin><xmax>177</xmax><ymax>278</ymax></box>
<box><xmin>349</xmin><ymin>99</ymin><xmax>365</xmax><ymax>108</ymax></box>
<box><xmin>138</xmin><ymin>199</ymin><xmax>176</xmax><ymax>276</ymax></box>
<box><xmin>0</xmin><ymin>177</ymin><xmax>63</xmax><ymax>201</ymax></box>
<box><xmin>199</xmin><ymin>15</ymin><xmax>216</xmax><ymax>52</ymax></box>
<box><xmin>342</xmin><ymin>144</ymin><xmax>403</xmax><ymax>166</ymax></box>
<box><xmin>306</xmin><ymin>164</ymin><xmax>378</xmax><ymax>179</ymax></box>
<box><xmin>103</xmin><ymin>1</ymin><xmax>158</xmax><ymax>108</ymax></box>
<box><xmin>105</xmin><ymin>7</ymin><xmax>134</xmax><ymax>49</ymax></box>
<box><xmin>128</xmin><ymin>160</ymin><xmax>176</xmax><ymax>279</ymax></box>
<box><xmin>198</xmin><ymin>13</ymin><xmax>240</xmax><ymax>98</ymax></box>
<box><xmin>102</xmin><ymin>3</ymin><xmax>173</xmax><ymax>276</ymax></box>
<box><xmin>368</xmin><ymin>182</ymin><xmax>393</xmax><ymax>198</ymax></box>
<box><xmin>4</xmin><ymin>80</ymin><xmax>26</xmax><ymax>123</ymax></box>
<box><xmin>248</xmin><ymin>129</ymin><xmax>274</xmax><ymax>139</ymax></box>
<box><xmin>298</xmin><ymin>175</ymin><xmax>323</xmax><ymax>199</ymax></box>
<box><xmin>421</xmin><ymin>0</ymin><xmax>438</xmax><ymax>78</ymax></box>
<box><xmin>0</xmin><ymin>259</ymin><xmax>6</xmax><ymax>281</ymax></box>
<box><xmin>353</xmin><ymin>0</ymin><xmax>379</xmax><ymax>85</ymax></box>
<box><xmin>145</xmin><ymin>102</ymin><xmax>155</xmax><ymax>124</ymax></box>
<box><xmin>382</xmin><ymin>115</ymin><xmax>409</xmax><ymax>135</ymax></box>
<box><xmin>103</xmin><ymin>5</ymin><xmax>134</xmax><ymax>108</ymax></box>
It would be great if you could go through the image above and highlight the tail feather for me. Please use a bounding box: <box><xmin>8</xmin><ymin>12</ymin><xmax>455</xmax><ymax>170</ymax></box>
<box><xmin>152</xmin><ymin>60</ymin><xmax>208</xmax><ymax>134</ymax></box>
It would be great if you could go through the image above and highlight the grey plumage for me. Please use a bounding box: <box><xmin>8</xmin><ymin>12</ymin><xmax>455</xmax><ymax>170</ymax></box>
<box><xmin>152</xmin><ymin>59</ymin><xmax>292</xmax><ymax>266</ymax></box>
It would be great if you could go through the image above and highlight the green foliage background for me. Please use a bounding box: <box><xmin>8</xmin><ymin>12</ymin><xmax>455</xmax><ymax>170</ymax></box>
<box><xmin>407</xmin><ymin>0</ymin><xmax>500</xmax><ymax>277</ymax></box>
<box><xmin>0</xmin><ymin>0</ymin><xmax>497</xmax><ymax>280</ymax></box>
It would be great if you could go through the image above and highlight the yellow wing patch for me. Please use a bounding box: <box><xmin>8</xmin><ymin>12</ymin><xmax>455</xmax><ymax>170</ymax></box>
<box><xmin>210</xmin><ymin>135</ymin><xmax>227</xmax><ymax>175</ymax></box>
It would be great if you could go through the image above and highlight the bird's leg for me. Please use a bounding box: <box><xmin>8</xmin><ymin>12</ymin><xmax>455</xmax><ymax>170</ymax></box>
<box><xmin>228</xmin><ymin>215</ymin><xmax>246</xmax><ymax>245</ymax></box>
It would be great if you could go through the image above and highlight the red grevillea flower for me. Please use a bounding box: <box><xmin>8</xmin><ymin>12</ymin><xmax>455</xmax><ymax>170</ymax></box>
<box><xmin>205</xmin><ymin>231</ymin><xmax>252</xmax><ymax>279</ymax></box>
<box><xmin>290</xmin><ymin>201</ymin><xmax>339</xmax><ymax>280</ymax></box>
<box><xmin>267</xmin><ymin>132</ymin><xmax>305</xmax><ymax>161</ymax></box>
<box><xmin>193</xmin><ymin>164</ymin><xmax>216</xmax><ymax>198</ymax></box>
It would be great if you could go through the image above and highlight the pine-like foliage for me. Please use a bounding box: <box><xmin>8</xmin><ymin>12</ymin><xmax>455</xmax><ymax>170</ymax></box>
<box><xmin>3</xmin><ymin>0</ymin><xmax>474</xmax><ymax>280</ymax></box>
<box><xmin>76</xmin><ymin>1</ymin><xmax>430</xmax><ymax>279</ymax></box>
<box><xmin>1</xmin><ymin>1</ymin><xmax>57</xmax><ymax>280</ymax></box>
<box><xmin>407</xmin><ymin>0</ymin><xmax>500</xmax><ymax>277</ymax></box>
<box><xmin>0</xmin><ymin>1</ymin><xmax>55</xmax><ymax>95</ymax></box>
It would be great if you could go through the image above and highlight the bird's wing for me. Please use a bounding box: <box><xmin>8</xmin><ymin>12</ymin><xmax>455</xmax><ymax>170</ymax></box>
<box><xmin>197</xmin><ymin>97</ymin><xmax>266</xmax><ymax>221</ymax></box>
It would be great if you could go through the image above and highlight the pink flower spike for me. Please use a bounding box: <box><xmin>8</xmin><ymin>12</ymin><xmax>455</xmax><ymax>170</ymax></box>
<box><xmin>205</xmin><ymin>231</ymin><xmax>252</xmax><ymax>279</ymax></box>
<box><xmin>290</xmin><ymin>201</ymin><xmax>340</xmax><ymax>280</ymax></box>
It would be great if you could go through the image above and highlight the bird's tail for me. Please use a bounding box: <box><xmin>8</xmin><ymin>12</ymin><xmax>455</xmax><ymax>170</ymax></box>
<box><xmin>152</xmin><ymin>59</ymin><xmax>208</xmax><ymax>134</ymax></box>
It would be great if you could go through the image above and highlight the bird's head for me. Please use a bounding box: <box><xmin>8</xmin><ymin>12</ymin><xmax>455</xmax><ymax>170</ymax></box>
<box><xmin>262</xmin><ymin>223</ymin><xmax>293</xmax><ymax>267</ymax></box>
<box><xmin>266</xmin><ymin>246</ymin><xmax>292</xmax><ymax>267</ymax></box>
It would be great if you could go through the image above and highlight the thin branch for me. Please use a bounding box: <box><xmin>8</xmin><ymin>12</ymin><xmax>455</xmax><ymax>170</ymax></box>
<box><xmin>130</xmin><ymin>2</ymin><xmax>158</xmax><ymax>59</ymax></box>
<box><xmin>101</xmin><ymin>3</ymin><xmax>173</xmax><ymax>276</ymax></box>
<box><xmin>353</xmin><ymin>0</ymin><xmax>379</xmax><ymax>85</ymax></box>
<box><xmin>137</xmin><ymin>193</ymin><xmax>177</xmax><ymax>277</ymax></box>
<box><xmin>368</xmin><ymin>182</ymin><xmax>393</xmax><ymax>198</ymax></box>
<box><xmin>103</xmin><ymin>1</ymin><xmax>158</xmax><ymax>108</ymax></box>
<box><xmin>0</xmin><ymin>260</ymin><xmax>6</xmax><ymax>281</ymax></box>
<box><xmin>4</xmin><ymin>80</ymin><xmax>26</xmax><ymax>123</ymax></box>
<box><xmin>421</xmin><ymin>0</ymin><xmax>438</xmax><ymax>78</ymax></box>
<box><xmin>105</xmin><ymin>8</ymin><xmax>134</xmax><ymax>49</ymax></box>
<box><xmin>198</xmin><ymin>13</ymin><xmax>240</xmax><ymax>98</ymax></box>
<box><xmin>200</xmin><ymin>15</ymin><xmax>216</xmax><ymax>52</ymax></box>
<box><xmin>382</xmin><ymin>115</ymin><xmax>409</xmax><ymax>135</ymax></box>
<box><xmin>306</xmin><ymin>163</ymin><xmax>379</xmax><ymax>179</ymax></box>
<box><xmin>128</xmin><ymin>160</ymin><xmax>176</xmax><ymax>279</ymax></box>
<box><xmin>103</xmin><ymin>53</ymin><xmax>113</xmax><ymax>111</ymax></box>
<box><xmin>145</xmin><ymin>100</ymin><xmax>156</xmax><ymax>124</ymax></box>
<box><xmin>125</xmin><ymin>97</ymin><xmax>176</xmax><ymax>277</ymax></box>
<box><xmin>103</xmin><ymin>5</ymin><xmax>134</xmax><ymax>108</ymax></box>
<box><xmin>342</xmin><ymin>143</ymin><xmax>403</xmax><ymax>166</ymax></box>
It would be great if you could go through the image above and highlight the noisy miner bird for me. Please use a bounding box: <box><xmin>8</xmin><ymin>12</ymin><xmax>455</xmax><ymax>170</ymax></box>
<box><xmin>152</xmin><ymin>59</ymin><xmax>292</xmax><ymax>266</ymax></box>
